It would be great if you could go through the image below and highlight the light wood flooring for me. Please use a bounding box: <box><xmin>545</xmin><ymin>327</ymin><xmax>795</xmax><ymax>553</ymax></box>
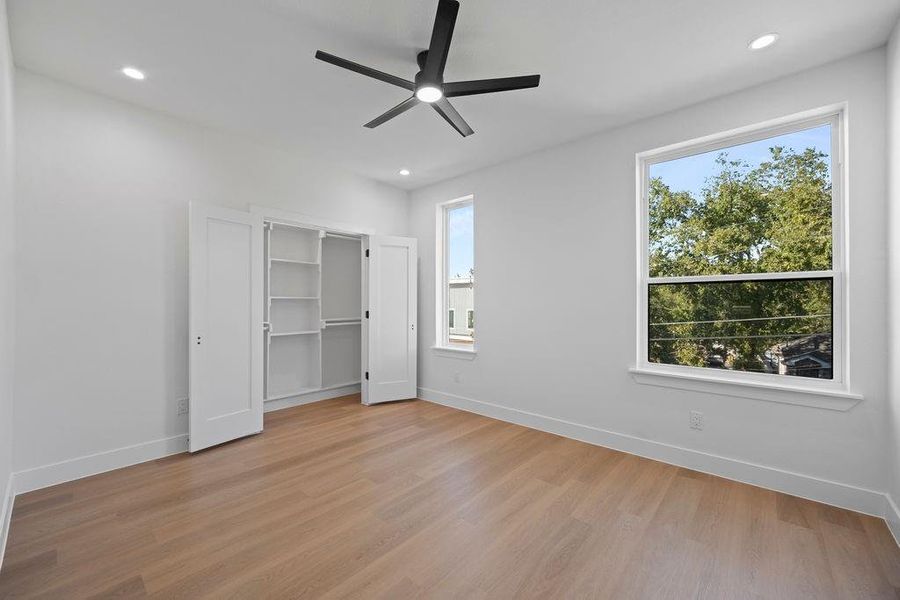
<box><xmin>1</xmin><ymin>394</ymin><xmax>899</xmax><ymax>599</ymax></box>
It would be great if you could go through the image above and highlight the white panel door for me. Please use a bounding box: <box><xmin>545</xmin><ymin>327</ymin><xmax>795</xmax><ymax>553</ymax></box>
<box><xmin>364</xmin><ymin>236</ymin><xmax>417</xmax><ymax>405</ymax></box>
<box><xmin>189</xmin><ymin>203</ymin><xmax>264</xmax><ymax>451</ymax></box>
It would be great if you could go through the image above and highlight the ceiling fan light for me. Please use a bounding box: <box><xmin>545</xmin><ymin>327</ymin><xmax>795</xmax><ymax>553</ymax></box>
<box><xmin>121</xmin><ymin>66</ymin><xmax>145</xmax><ymax>80</ymax></box>
<box><xmin>748</xmin><ymin>33</ymin><xmax>779</xmax><ymax>50</ymax></box>
<box><xmin>415</xmin><ymin>86</ymin><xmax>443</xmax><ymax>103</ymax></box>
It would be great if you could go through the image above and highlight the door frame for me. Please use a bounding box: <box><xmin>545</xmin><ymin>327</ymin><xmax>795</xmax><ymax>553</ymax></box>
<box><xmin>250</xmin><ymin>205</ymin><xmax>375</xmax><ymax>238</ymax></box>
<box><xmin>250</xmin><ymin>205</ymin><xmax>375</xmax><ymax>405</ymax></box>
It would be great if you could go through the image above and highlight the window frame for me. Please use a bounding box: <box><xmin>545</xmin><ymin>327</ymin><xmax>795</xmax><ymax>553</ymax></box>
<box><xmin>634</xmin><ymin>105</ymin><xmax>853</xmax><ymax>401</ymax></box>
<box><xmin>434</xmin><ymin>195</ymin><xmax>476</xmax><ymax>355</ymax></box>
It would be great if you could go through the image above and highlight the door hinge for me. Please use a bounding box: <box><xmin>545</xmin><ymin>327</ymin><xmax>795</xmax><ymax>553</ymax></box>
<box><xmin>365</xmin><ymin>249</ymin><xmax>369</xmax><ymax>258</ymax></box>
<box><xmin>365</xmin><ymin>371</ymin><xmax>369</xmax><ymax>380</ymax></box>
<box><xmin>365</xmin><ymin>310</ymin><xmax>369</xmax><ymax>319</ymax></box>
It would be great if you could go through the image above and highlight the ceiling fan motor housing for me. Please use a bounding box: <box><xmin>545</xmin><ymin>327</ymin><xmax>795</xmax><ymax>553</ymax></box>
<box><xmin>415</xmin><ymin>69</ymin><xmax>442</xmax><ymax>92</ymax></box>
<box><xmin>415</xmin><ymin>51</ymin><xmax>440</xmax><ymax>90</ymax></box>
<box><xmin>416</xmin><ymin>50</ymin><xmax>429</xmax><ymax>71</ymax></box>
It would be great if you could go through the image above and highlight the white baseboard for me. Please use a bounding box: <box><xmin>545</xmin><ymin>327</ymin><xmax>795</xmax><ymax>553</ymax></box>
<box><xmin>10</xmin><ymin>387</ymin><xmax>359</xmax><ymax>497</ymax></box>
<box><xmin>885</xmin><ymin>494</ymin><xmax>900</xmax><ymax>546</ymax></box>
<box><xmin>0</xmin><ymin>471</ymin><xmax>14</xmax><ymax>571</ymax></box>
<box><xmin>418</xmin><ymin>386</ymin><xmax>889</xmax><ymax>519</ymax></box>
<box><xmin>13</xmin><ymin>434</ymin><xmax>189</xmax><ymax>496</ymax></box>
<box><xmin>264</xmin><ymin>384</ymin><xmax>361</xmax><ymax>413</ymax></box>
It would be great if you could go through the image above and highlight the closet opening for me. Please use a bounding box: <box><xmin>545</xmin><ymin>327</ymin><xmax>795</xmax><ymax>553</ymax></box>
<box><xmin>263</xmin><ymin>222</ymin><xmax>363</xmax><ymax>403</ymax></box>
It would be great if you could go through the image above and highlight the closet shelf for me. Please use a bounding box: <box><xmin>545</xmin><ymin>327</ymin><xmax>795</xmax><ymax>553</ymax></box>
<box><xmin>266</xmin><ymin>387</ymin><xmax>321</xmax><ymax>402</ymax></box>
<box><xmin>265</xmin><ymin>380</ymin><xmax>361</xmax><ymax>402</ymax></box>
<box><xmin>324</xmin><ymin>380</ymin><xmax>362</xmax><ymax>389</ymax></box>
<box><xmin>269</xmin><ymin>330</ymin><xmax>320</xmax><ymax>337</ymax></box>
<box><xmin>270</xmin><ymin>258</ymin><xmax>319</xmax><ymax>266</ymax></box>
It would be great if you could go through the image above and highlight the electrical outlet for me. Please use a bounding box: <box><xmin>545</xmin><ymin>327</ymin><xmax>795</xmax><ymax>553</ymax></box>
<box><xmin>689</xmin><ymin>410</ymin><xmax>704</xmax><ymax>430</ymax></box>
<box><xmin>453</xmin><ymin>372</ymin><xmax>461</xmax><ymax>383</ymax></box>
<box><xmin>177</xmin><ymin>398</ymin><xmax>189</xmax><ymax>416</ymax></box>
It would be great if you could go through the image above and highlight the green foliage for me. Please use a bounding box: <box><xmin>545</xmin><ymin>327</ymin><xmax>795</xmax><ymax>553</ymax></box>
<box><xmin>648</xmin><ymin>145</ymin><xmax>833</xmax><ymax>376</ymax></box>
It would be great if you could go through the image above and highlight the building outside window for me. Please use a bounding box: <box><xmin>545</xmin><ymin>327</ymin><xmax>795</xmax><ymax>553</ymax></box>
<box><xmin>437</xmin><ymin>196</ymin><xmax>474</xmax><ymax>349</ymax></box>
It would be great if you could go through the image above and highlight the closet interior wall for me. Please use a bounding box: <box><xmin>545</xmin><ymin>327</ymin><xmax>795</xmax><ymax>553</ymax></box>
<box><xmin>263</xmin><ymin>222</ymin><xmax>362</xmax><ymax>402</ymax></box>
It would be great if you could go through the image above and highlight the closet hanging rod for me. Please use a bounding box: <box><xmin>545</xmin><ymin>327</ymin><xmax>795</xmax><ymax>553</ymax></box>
<box><xmin>322</xmin><ymin>318</ymin><xmax>362</xmax><ymax>328</ymax></box>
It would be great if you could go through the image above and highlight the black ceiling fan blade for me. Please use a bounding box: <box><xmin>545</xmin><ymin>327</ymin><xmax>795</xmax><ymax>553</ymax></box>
<box><xmin>432</xmin><ymin>97</ymin><xmax>474</xmax><ymax>137</ymax></box>
<box><xmin>364</xmin><ymin>96</ymin><xmax>419</xmax><ymax>128</ymax></box>
<box><xmin>444</xmin><ymin>75</ymin><xmax>541</xmax><ymax>97</ymax></box>
<box><xmin>315</xmin><ymin>50</ymin><xmax>415</xmax><ymax>91</ymax></box>
<box><xmin>423</xmin><ymin>0</ymin><xmax>459</xmax><ymax>81</ymax></box>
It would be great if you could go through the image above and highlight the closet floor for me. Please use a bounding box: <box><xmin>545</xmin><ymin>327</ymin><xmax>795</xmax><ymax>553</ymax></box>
<box><xmin>1</xmin><ymin>394</ymin><xmax>899</xmax><ymax>598</ymax></box>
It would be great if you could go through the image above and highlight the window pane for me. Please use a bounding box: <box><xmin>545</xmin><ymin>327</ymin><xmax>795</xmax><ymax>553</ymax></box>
<box><xmin>447</xmin><ymin>203</ymin><xmax>474</xmax><ymax>344</ymax></box>
<box><xmin>648</xmin><ymin>278</ymin><xmax>832</xmax><ymax>379</ymax></box>
<box><xmin>648</xmin><ymin>125</ymin><xmax>832</xmax><ymax>277</ymax></box>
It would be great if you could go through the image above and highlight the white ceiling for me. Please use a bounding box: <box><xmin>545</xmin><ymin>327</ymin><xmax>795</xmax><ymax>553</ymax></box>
<box><xmin>9</xmin><ymin>0</ymin><xmax>900</xmax><ymax>189</ymax></box>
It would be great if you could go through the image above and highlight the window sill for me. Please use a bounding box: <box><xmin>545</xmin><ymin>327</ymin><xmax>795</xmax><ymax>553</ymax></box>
<box><xmin>628</xmin><ymin>367</ymin><xmax>862</xmax><ymax>411</ymax></box>
<box><xmin>432</xmin><ymin>345</ymin><xmax>477</xmax><ymax>360</ymax></box>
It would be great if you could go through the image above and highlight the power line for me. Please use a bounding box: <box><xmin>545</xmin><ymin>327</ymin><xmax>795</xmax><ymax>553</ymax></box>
<box><xmin>650</xmin><ymin>331</ymin><xmax>830</xmax><ymax>342</ymax></box>
<box><xmin>650</xmin><ymin>313</ymin><xmax>829</xmax><ymax>327</ymax></box>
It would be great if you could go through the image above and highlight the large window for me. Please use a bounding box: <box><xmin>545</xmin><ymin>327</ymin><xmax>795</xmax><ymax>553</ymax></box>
<box><xmin>436</xmin><ymin>196</ymin><xmax>475</xmax><ymax>350</ymax></box>
<box><xmin>637</xmin><ymin>110</ymin><xmax>844</xmax><ymax>384</ymax></box>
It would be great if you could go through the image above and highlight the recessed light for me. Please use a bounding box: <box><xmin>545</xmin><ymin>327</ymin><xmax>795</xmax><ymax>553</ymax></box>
<box><xmin>415</xmin><ymin>86</ymin><xmax>442</xmax><ymax>103</ymax></box>
<box><xmin>121</xmin><ymin>66</ymin><xmax>145</xmax><ymax>80</ymax></box>
<box><xmin>399</xmin><ymin>169</ymin><xmax>411</xmax><ymax>176</ymax></box>
<box><xmin>748</xmin><ymin>33</ymin><xmax>779</xmax><ymax>51</ymax></box>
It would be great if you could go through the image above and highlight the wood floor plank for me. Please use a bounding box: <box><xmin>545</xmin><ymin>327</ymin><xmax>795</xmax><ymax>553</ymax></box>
<box><xmin>1</xmin><ymin>394</ymin><xmax>898</xmax><ymax>599</ymax></box>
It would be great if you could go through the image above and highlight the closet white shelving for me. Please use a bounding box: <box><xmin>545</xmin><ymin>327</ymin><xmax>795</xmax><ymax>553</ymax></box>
<box><xmin>263</xmin><ymin>222</ymin><xmax>363</xmax><ymax>402</ymax></box>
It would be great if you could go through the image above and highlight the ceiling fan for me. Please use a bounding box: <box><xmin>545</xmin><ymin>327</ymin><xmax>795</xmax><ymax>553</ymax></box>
<box><xmin>314</xmin><ymin>0</ymin><xmax>540</xmax><ymax>137</ymax></box>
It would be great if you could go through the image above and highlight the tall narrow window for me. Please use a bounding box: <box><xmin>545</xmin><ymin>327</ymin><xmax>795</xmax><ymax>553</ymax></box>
<box><xmin>638</xmin><ymin>110</ymin><xmax>844</xmax><ymax>384</ymax></box>
<box><xmin>437</xmin><ymin>196</ymin><xmax>474</xmax><ymax>350</ymax></box>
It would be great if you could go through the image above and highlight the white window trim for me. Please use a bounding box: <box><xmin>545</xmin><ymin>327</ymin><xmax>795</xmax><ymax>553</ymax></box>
<box><xmin>633</xmin><ymin>103</ymin><xmax>860</xmax><ymax>410</ymax></box>
<box><xmin>434</xmin><ymin>195</ymin><xmax>476</xmax><ymax>355</ymax></box>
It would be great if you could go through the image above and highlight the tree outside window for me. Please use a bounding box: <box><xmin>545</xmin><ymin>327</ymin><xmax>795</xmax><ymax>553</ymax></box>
<box><xmin>645</xmin><ymin>121</ymin><xmax>836</xmax><ymax>379</ymax></box>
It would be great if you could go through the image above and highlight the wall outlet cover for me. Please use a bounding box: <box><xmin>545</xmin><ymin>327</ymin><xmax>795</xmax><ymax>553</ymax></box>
<box><xmin>689</xmin><ymin>410</ymin><xmax>704</xmax><ymax>430</ymax></box>
<box><xmin>177</xmin><ymin>398</ymin><xmax>189</xmax><ymax>415</ymax></box>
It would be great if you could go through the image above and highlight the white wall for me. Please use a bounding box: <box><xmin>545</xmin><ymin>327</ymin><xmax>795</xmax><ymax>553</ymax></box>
<box><xmin>0</xmin><ymin>0</ymin><xmax>16</xmax><ymax>543</ymax></box>
<box><xmin>410</xmin><ymin>49</ymin><xmax>889</xmax><ymax>513</ymax></box>
<box><xmin>886</xmin><ymin>21</ymin><xmax>900</xmax><ymax>534</ymax></box>
<box><xmin>13</xmin><ymin>69</ymin><xmax>409</xmax><ymax>473</ymax></box>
